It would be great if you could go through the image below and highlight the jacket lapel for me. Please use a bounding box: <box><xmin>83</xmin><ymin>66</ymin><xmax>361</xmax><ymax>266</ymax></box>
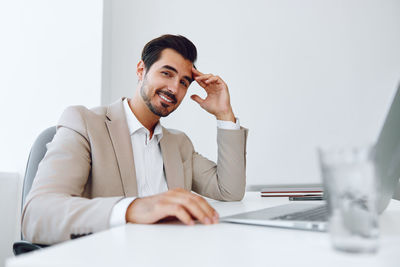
<box><xmin>105</xmin><ymin>98</ymin><xmax>138</xmax><ymax>197</ymax></box>
<box><xmin>160</xmin><ymin>127</ymin><xmax>185</xmax><ymax>189</ymax></box>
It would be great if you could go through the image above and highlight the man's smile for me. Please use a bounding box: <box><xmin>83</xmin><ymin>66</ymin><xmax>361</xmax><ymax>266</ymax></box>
<box><xmin>157</xmin><ymin>91</ymin><xmax>177</xmax><ymax>105</ymax></box>
<box><xmin>159</xmin><ymin>94</ymin><xmax>173</xmax><ymax>103</ymax></box>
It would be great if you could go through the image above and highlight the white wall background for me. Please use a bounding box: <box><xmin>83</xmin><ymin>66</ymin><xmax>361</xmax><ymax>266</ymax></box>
<box><xmin>0</xmin><ymin>0</ymin><xmax>103</xmax><ymax>175</ymax></box>
<box><xmin>102</xmin><ymin>0</ymin><xmax>400</xmax><ymax>186</ymax></box>
<box><xmin>0</xmin><ymin>1</ymin><xmax>103</xmax><ymax>266</ymax></box>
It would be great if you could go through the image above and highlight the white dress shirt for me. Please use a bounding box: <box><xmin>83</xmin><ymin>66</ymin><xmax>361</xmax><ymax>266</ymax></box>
<box><xmin>109</xmin><ymin>98</ymin><xmax>240</xmax><ymax>227</ymax></box>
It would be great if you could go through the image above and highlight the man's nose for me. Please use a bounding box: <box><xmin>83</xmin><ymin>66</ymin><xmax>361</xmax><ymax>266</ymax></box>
<box><xmin>168</xmin><ymin>79</ymin><xmax>180</xmax><ymax>94</ymax></box>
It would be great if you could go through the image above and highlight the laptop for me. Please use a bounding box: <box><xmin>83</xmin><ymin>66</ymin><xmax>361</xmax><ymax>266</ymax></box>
<box><xmin>221</xmin><ymin>84</ymin><xmax>400</xmax><ymax>231</ymax></box>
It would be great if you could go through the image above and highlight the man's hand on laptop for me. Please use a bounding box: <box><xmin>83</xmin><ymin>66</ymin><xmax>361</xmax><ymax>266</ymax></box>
<box><xmin>125</xmin><ymin>188</ymin><xmax>219</xmax><ymax>225</ymax></box>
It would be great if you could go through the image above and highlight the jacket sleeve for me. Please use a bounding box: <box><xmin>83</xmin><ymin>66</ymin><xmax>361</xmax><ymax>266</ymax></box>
<box><xmin>189</xmin><ymin>127</ymin><xmax>248</xmax><ymax>201</ymax></box>
<box><xmin>21</xmin><ymin>106</ymin><xmax>123</xmax><ymax>245</ymax></box>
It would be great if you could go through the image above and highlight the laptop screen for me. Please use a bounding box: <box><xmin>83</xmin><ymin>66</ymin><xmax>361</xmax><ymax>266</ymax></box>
<box><xmin>375</xmin><ymin>84</ymin><xmax>400</xmax><ymax>213</ymax></box>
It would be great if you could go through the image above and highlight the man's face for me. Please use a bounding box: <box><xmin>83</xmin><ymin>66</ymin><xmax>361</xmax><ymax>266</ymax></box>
<box><xmin>139</xmin><ymin>48</ymin><xmax>193</xmax><ymax>117</ymax></box>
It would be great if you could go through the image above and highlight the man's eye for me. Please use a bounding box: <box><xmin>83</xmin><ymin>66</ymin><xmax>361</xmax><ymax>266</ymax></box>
<box><xmin>161</xmin><ymin>71</ymin><xmax>170</xmax><ymax>76</ymax></box>
<box><xmin>180</xmin><ymin>80</ymin><xmax>188</xmax><ymax>88</ymax></box>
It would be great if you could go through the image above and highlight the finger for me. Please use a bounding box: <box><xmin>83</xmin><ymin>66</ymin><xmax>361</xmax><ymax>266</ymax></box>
<box><xmin>167</xmin><ymin>193</ymin><xmax>213</xmax><ymax>224</ymax></box>
<box><xmin>189</xmin><ymin>194</ymin><xmax>219</xmax><ymax>223</ymax></box>
<box><xmin>190</xmin><ymin>94</ymin><xmax>205</xmax><ymax>105</ymax></box>
<box><xmin>195</xmin><ymin>74</ymin><xmax>213</xmax><ymax>82</ymax></box>
<box><xmin>165</xmin><ymin>203</ymin><xmax>195</xmax><ymax>226</ymax></box>
<box><xmin>194</xmin><ymin>75</ymin><xmax>213</xmax><ymax>89</ymax></box>
<box><xmin>192</xmin><ymin>67</ymin><xmax>203</xmax><ymax>77</ymax></box>
<box><xmin>204</xmin><ymin>76</ymin><xmax>219</xmax><ymax>84</ymax></box>
<box><xmin>173</xmin><ymin>189</ymin><xmax>218</xmax><ymax>224</ymax></box>
<box><xmin>196</xmin><ymin>79</ymin><xmax>208</xmax><ymax>89</ymax></box>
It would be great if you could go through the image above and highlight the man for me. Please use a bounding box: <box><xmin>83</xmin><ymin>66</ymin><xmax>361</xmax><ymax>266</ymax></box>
<box><xmin>22</xmin><ymin>35</ymin><xmax>248</xmax><ymax>244</ymax></box>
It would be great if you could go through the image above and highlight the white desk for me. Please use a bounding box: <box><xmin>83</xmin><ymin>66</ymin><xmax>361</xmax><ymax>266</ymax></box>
<box><xmin>6</xmin><ymin>192</ymin><xmax>400</xmax><ymax>267</ymax></box>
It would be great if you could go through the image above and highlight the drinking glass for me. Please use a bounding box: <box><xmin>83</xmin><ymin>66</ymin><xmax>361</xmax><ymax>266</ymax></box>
<box><xmin>318</xmin><ymin>145</ymin><xmax>379</xmax><ymax>253</ymax></box>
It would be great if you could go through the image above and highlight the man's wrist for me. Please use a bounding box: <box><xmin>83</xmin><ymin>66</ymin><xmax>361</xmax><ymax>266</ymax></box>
<box><xmin>215</xmin><ymin>109</ymin><xmax>235</xmax><ymax>123</ymax></box>
<box><xmin>125</xmin><ymin>198</ymin><xmax>140</xmax><ymax>223</ymax></box>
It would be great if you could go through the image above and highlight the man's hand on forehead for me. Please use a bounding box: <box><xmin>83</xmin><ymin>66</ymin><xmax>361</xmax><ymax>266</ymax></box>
<box><xmin>190</xmin><ymin>67</ymin><xmax>236</xmax><ymax>122</ymax></box>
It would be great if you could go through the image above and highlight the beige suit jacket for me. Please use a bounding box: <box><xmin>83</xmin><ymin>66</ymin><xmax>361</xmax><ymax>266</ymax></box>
<box><xmin>22</xmin><ymin>98</ymin><xmax>248</xmax><ymax>244</ymax></box>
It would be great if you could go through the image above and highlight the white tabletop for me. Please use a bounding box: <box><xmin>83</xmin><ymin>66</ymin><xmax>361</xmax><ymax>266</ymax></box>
<box><xmin>6</xmin><ymin>192</ymin><xmax>400</xmax><ymax>267</ymax></box>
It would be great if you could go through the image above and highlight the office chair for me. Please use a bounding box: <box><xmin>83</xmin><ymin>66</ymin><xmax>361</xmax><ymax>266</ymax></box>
<box><xmin>13</xmin><ymin>126</ymin><xmax>56</xmax><ymax>255</ymax></box>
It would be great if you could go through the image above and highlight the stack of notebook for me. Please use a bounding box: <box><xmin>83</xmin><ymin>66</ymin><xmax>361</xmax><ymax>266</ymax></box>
<box><xmin>260</xmin><ymin>184</ymin><xmax>323</xmax><ymax>198</ymax></box>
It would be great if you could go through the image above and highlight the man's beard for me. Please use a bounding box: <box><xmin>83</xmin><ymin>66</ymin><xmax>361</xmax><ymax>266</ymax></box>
<box><xmin>140</xmin><ymin>78</ymin><xmax>177</xmax><ymax>117</ymax></box>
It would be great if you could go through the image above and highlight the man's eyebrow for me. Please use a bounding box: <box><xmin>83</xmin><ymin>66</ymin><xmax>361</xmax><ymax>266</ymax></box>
<box><xmin>162</xmin><ymin>65</ymin><xmax>193</xmax><ymax>84</ymax></box>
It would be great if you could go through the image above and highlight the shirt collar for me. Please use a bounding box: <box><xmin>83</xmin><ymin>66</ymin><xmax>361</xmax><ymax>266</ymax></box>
<box><xmin>123</xmin><ymin>98</ymin><xmax>163</xmax><ymax>142</ymax></box>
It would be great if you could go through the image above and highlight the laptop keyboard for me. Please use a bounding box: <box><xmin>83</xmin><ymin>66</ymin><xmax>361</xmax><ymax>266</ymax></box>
<box><xmin>272</xmin><ymin>205</ymin><xmax>328</xmax><ymax>222</ymax></box>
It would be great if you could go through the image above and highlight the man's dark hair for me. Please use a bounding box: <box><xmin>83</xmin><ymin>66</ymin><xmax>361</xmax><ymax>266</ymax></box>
<box><xmin>141</xmin><ymin>34</ymin><xmax>197</xmax><ymax>71</ymax></box>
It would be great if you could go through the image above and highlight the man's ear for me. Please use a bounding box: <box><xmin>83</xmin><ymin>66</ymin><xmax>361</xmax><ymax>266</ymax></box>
<box><xmin>137</xmin><ymin>60</ymin><xmax>145</xmax><ymax>81</ymax></box>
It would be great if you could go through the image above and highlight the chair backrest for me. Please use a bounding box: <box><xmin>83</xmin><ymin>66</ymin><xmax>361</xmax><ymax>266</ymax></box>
<box><xmin>14</xmin><ymin>126</ymin><xmax>56</xmax><ymax>251</ymax></box>
<box><xmin>21</xmin><ymin>126</ymin><xmax>57</xmax><ymax>208</ymax></box>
